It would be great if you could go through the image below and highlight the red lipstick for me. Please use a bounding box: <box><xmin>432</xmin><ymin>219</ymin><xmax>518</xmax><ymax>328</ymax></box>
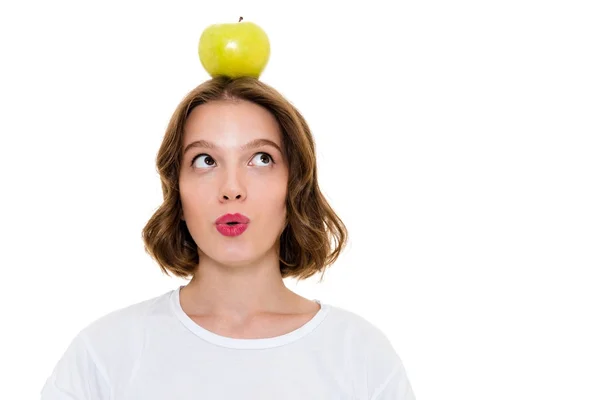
<box><xmin>215</xmin><ymin>213</ymin><xmax>250</xmax><ymax>224</ymax></box>
<box><xmin>215</xmin><ymin>213</ymin><xmax>250</xmax><ymax>237</ymax></box>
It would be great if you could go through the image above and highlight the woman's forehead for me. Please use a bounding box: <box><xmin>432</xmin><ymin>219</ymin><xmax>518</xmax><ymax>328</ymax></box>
<box><xmin>183</xmin><ymin>100</ymin><xmax>282</xmax><ymax>147</ymax></box>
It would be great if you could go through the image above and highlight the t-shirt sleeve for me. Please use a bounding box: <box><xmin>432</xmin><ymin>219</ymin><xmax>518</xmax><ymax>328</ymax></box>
<box><xmin>361</xmin><ymin>320</ymin><xmax>416</xmax><ymax>400</ymax></box>
<box><xmin>40</xmin><ymin>332</ymin><xmax>111</xmax><ymax>400</ymax></box>
<box><xmin>371</xmin><ymin>361</ymin><xmax>416</xmax><ymax>400</ymax></box>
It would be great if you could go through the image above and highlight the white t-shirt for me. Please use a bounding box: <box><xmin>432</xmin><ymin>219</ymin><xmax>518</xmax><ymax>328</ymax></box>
<box><xmin>41</xmin><ymin>285</ymin><xmax>416</xmax><ymax>399</ymax></box>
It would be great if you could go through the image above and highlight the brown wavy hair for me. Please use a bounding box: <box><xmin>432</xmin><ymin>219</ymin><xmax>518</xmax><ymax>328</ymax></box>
<box><xmin>141</xmin><ymin>76</ymin><xmax>348</xmax><ymax>282</ymax></box>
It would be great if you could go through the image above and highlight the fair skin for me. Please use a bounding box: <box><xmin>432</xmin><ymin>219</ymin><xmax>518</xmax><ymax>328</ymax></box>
<box><xmin>178</xmin><ymin>98</ymin><xmax>320</xmax><ymax>339</ymax></box>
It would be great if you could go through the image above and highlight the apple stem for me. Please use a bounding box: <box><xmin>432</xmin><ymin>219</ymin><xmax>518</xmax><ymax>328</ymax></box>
<box><xmin>239</xmin><ymin>16</ymin><xmax>243</xmax><ymax>22</ymax></box>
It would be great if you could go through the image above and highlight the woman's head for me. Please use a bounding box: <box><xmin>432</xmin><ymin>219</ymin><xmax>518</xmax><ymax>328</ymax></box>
<box><xmin>142</xmin><ymin>76</ymin><xmax>347</xmax><ymax>282</ymax></box>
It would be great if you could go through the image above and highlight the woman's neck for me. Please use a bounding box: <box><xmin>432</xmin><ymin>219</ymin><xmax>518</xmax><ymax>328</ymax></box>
<box><xmin>181</xmin><ymin>254</ymin><xmax>302</xmax><ymax>321</ymax></box>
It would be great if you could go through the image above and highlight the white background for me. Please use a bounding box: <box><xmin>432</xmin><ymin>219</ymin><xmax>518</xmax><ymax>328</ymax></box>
<box><xmin>1</xmin><ymin>0</ymin><xmax>598</xmax><ymax>399</ymax></box>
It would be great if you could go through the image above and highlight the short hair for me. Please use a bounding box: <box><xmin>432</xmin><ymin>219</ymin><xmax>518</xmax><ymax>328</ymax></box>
<box><xmin>141</xmin><ymin>76</ymin><xmax>348</xmax><ymax>282</ymax></box>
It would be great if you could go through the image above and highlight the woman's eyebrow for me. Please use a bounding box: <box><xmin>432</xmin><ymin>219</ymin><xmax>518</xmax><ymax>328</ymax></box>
<box><xmin>183</xmin><ymin>138</ymin><xmax>282</xmax><ymax>155</ymax></box>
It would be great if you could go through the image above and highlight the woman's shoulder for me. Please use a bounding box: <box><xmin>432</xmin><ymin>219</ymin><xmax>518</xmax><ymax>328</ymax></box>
<box><xmin>326</xmin><ymin>303</ymin><xmax>394</xmax><ymax>337</ymax></box>
<box><xmin>323</xmin><ymin>303</ymin><xmax>402</xmax><ymax>355</ymax></box>
<box><xmin>325</xmin><ymin>303</ymin><xmax>413</xmax><ymax>397</ymax></box>
<box><xmin>42</xmin><ymin>289</ymin><xmax>176</xmax><ymax>398</ymax></box>
<box><xmin>75</xmin><ymin>288</ymin><xmax>174</xmax><ymax>347</ymax></box>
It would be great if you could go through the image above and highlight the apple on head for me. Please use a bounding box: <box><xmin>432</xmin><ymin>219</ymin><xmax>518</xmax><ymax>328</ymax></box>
<box><xmin>198</xmin><ymin>16</ymin><xmax>270</xmax><ymax>79</ymax></box>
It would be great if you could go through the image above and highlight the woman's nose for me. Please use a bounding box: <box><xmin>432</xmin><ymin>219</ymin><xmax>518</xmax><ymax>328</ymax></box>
<box><xmin>219</xmin><ymin>171</ymin><xmax>246</xmax><ymax>202</ymax></box>
<box><xmin>221</xmin><ymin>192</ymin><xmax>243</xmax><ymax>201</ymax></box>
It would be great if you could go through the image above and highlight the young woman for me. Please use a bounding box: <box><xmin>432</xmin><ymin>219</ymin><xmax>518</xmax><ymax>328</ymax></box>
<box><xmin>41</xmin><ymin>76</ymin><xmax>416</xmax><ymax>399</ymax></box>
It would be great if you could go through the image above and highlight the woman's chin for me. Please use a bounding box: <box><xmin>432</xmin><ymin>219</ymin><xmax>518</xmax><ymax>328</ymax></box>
<box><xmin>198</xmin><ymin>241</ymin><xmax>275</xmax><ymax>268</ymax></box>
<box><xmin>212</xmin><ymin>248</ymin><xmax>257</xmax><ymax>267</ymax></box>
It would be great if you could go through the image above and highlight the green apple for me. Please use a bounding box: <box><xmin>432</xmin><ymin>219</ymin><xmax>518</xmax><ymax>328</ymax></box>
<box><xmin>198</xmin><ymin>17</ymin><xmax>270</xmax><ymax>79</ymax></box>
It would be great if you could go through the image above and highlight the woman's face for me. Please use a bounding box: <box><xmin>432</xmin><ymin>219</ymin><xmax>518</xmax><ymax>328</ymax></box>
<box><xmin>179</xmin><ymin>99</ymin><xmax>289</xmax><ymax>268</ymax></box>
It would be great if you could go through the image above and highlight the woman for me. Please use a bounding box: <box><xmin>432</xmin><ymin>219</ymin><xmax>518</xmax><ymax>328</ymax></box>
<box><xmin>41</xmin><ymin>76</ymin><xmax>416</xmax><ymax>399</ymax></box>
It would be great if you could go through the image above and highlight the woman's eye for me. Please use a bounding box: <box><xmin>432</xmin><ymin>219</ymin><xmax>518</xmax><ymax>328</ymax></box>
<box><xmin>252</xmin><ymin>152</ymin><xmax>274</xmax><ymax>166</ymax></box>
<box><xmin>192</xmin><ymin>154</ymin><xmax>215</xmax><ymax>168</ymax></box>
<box><xmin>191</xmin><ymin>152</ymin><xmax>273</xmax><ymax>169</ymax></box>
